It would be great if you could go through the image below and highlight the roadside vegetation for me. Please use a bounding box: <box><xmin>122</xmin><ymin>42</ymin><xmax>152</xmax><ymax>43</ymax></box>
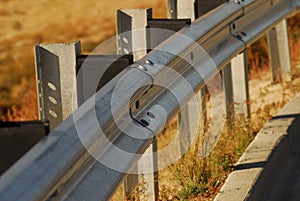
<box><xmin>157</xmin><ymin>78</ymin><xmax>300</xmax><ymax>201</ymax></box>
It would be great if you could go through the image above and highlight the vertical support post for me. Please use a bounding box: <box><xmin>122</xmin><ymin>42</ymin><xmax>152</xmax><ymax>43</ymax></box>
<box><xmin>167</xmin><ymin>0</ymin><xmax>206</xmax><ymax>153</ymax></box>
<box><xmin>222</xmin><ymin>64</ymin><xmax>234</xmax><ymax>119</ymax></box>
<box><xmin>117</xmin><ymin>9</ymin><xmax>152</xmax><ymax>61</ymax></box>
<box><xmin>231</xmin><ymin>52</ymin><xmax>250</xmax><ymax>117</ymax></box>
<box><xmin>223</xmin><ymin>53</ymin><xmax>250</xmax><ymax>119</ymax></box>
<box><xmin>167</xmin><ymin>0</ymin><xmax>195</xmax><ymax>20</ymax></box>
<box><xmin>35</xmin><ymin>42</ymin><xmax>81</xmax><ymax>130</ymax></box>
<box><xmin>267</xmin><ymin>28</ymin><xmax>281</xmax><ymax>82</ymax></box>
<box><xmin>178</xmin><ymin>93</ymin><xmax>203</xmax><ymax>150</ymax></box>
<box><xmin>117</xmin><ymin>9</ymin><xmax>158</xmax><ymax>201</ymax></box>
<box><xmin>167</xmin><ymin>0</ymin><xmax>177</xmax><ymax>19</ymax></box>
<box><xmin>177</xmin><ymin>0</ymin><xmax>195</xmax><ymax>19</ymax></box>
<box><xmin>267</xmin><ymin>20</ymin><xmax>292</xmax><ymax>83</ymax></box>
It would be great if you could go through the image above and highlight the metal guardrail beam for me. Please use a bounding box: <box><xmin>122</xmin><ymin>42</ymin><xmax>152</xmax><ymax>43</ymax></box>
<box><xmin>0</xmin><ymin>0</ymin><xmax>299</xmax><ymax>200</ymax></box>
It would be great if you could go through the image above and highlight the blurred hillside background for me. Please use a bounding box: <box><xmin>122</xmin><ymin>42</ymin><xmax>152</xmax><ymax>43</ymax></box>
<box><xmin>0</xmin><ymin>0</ymin><xmax>300</xmax><ymax>120</ymax></box>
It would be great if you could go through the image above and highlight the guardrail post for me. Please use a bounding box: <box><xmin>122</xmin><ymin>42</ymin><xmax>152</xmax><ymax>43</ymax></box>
<box><xmin>167</xmin><ymin>0</ymin><xmax>207</xmax><ymax>154</ymax></box>
<box><xmin>167</xmin><ymin>0</ymin><xmax>177</xmax><ymax>19</ymax></box>
<box><xmin>117</xmin><ymin>8</ymin><xmax>158</xmax><ymax>201</ymax></box>
<box><xmin>34</xmin><ymin>42</ymin><xmax>81</xmax><ymax>130</ymax></box>
<box><xmin>223</xmin><ymin>53</ymin><xmax>250</xmax><ymax>120</ymax></box>
<box><xmin>222</xmin><ymin>64</ymin><xmax>234</xmax><ymax>118</ymax></box>
<box><xmin>234</xmin><ymin>53</ymin><xmax>250</xmax><ymax>117</ymax></box>
<box><xmin>117</xmin><ymin>9</ymin><xmax>152</xmax><ymax>61</ymax></box>
<box><xmin>267</xmin><ymin>20</ymin><xmax>292</xmax><ymax>83</ymax></box>
<box><xmin>167</xmin><ymin>0</ymin><xmax>195</xmax><ymax>23</ymax></box>
<box><xmin>226</xmin><ymin>52</ymin><xmax>250</xmax><ymax>118</ymax></box>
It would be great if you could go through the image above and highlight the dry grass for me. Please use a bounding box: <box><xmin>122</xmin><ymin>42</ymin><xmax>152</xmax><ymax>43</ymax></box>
<box><xmin>4</xmin><ymin>85</ymin><xmax>38</xmax><ymax>121</ymax></box>
<box><xmin>156</xmin><ymin>74</ymin><xmax>300</xmax><ymax>201</ymax></box>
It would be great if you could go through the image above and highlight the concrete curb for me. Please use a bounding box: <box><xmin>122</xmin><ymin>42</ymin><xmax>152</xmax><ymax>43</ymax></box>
<box><xmin>214</xmin><ymin>93</ymin><xmax>300</xmax><ymax>201</ymax></box>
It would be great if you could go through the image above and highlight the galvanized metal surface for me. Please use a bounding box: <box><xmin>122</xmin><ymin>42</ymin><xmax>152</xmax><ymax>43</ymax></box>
<box><xmin>1</xmin><ymin>0</ymin><xmax>300</xmax><ymax>200</ymax></box>
<box><xmin>177</xmin><ymin>0</ymin><xmax>195</xmax><ymax>20</ymax></box>
<box><xmin>35</xmin><ymin>42</ymin><xmax>81</xmax><ymax>130</ymax></box>
<box><xmin>116</xmin><ymin>9</ymin><xmax>152</xmax><ymax>61</ymax></box>
<box><xmin>267</xmin><ymin>20</ymin><xmax>292</xmax><ymax>82</ymax></box>
<box><xmin>167</xmin><ymin>0</ymin><xmax>177</xmax><ymax>19</ymax></box>
<box><xmin>230</xmin><ymin>52</ymin><xmax>250</xmax><ymax>116</ymax></box>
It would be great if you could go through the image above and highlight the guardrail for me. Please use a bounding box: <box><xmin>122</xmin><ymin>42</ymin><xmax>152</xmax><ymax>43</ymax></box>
<box><xmin>0</xmin><ymin>0</ymin><xmax>299</xmax><ymax>200</ymax></box>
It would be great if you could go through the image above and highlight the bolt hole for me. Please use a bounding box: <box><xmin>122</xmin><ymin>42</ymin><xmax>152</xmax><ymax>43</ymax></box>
<box><xmin>232</xmin><ymin>23</ymin><xmax>236</xmax><ymax>30</ymax></box>
<box><xmin>48</xmin><ymin>96</ymin><xmax>57</xmax><ymax>104</ymax></box>
<box><xmin>236</xmin><ymin>35</ymin><xmax>242</xmax><ymax>40</ymax></box>
<box><xmin>145</xmin><ymin>60</ymin><xmax>154</xmax><ymax>65</ymax></box>
<box><xmin>47</xmin><ymin>82</ymin><xmax>57</xmax><ymax>91</ymax></box>
<box><xmin>123</xmin><ymin>48</ymin><xmax>130</xmax><ymax>54</ymax></box>
<box><xmin>122</xmin><ymin>37</ymin><xmax>129</xmax><ymax>44</ymax></box>
<box><xmin>135</xmin><ymin>100</ymin><xmax>140</xmax><ymax>110</ymax></box>
<box><xmin>241</xmin><ymin>32</ymin><xmax>247</xmax><ymax>36</ymax></box>
<box><xmin>190</xmin><ymin>52</ymin><xmax>194</xmax><ymax>60</ymax></box>
<box><xmin>49</xmin><ymin>110</ymin><xmax>58</xmax><ymax>118</ymax></box>
<box><xmin>140</xmin><ymin>119</ymin><xmax>149</xmax><ymax>127</ymax></box>
<box><xmin>147</xmin><ymin>112</ymin><xmax>155</xmax><ymax>118</ymax></box>
<box><xmin>136</xmin><ymin>65</ymin><xmax>147</xmax><ymax>71</ymax></box>
<box><xmin>143</xmin><ymin>90</ymin><xmax>148</xmax><ymax>95</ymax></box>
